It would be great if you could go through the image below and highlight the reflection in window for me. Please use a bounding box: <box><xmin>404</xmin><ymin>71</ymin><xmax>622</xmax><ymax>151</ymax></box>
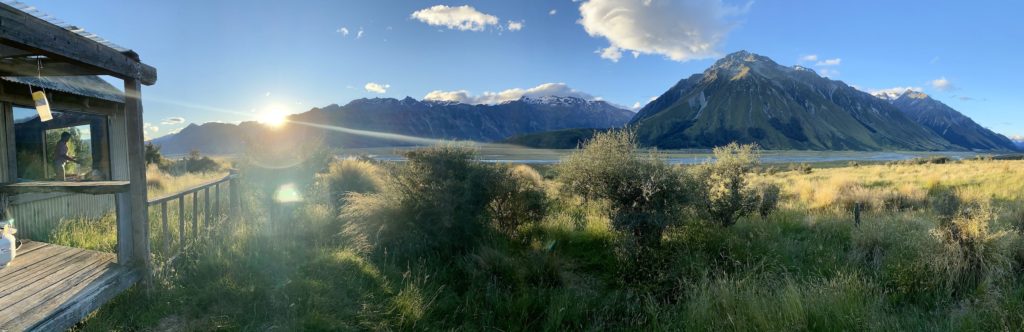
<box><xmin>14</xmin><ymin>107</ymin><xmax>110</xmax><ymax>181</ymax></box>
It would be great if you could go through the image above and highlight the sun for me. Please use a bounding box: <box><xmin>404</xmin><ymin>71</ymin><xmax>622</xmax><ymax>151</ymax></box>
<box><xmin>257</xmin><ymin>108</ymin><xmax>288</xmax><ymax>128</ymax></box>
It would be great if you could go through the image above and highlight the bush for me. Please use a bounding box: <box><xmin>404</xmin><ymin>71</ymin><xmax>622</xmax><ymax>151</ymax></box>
<box><xmin>185</xmin><ymin>150</ymin><xmax>222</xmax><ymax>173</ymax></box>
<box><xmin>488</xmin><ymin>164</ymin><xmax>547</xmax><ymax>237</ymax></box>
<box><xmin>320</xmin><ymin>158</ymin><xmax>384</xmax><ymax>209</ymax></box>
<box><xmin>556</xmin><ymin>130</ymin><xmax>691</xmax><ymax>246</ymax></box>
<box><xmin>341</xmin><ymin>145</ymin><xmax>507</xmax><ymax>259</ymax></box>
<box><xmin>753</xmin><ymin>183</ymin><xmax>781</xmax><ymax>220</ymax></box>
<box><xmin>696</xmin><ymin>143</ymin><xmax>761</xmax><ymax>227</ymax></box>
<box><xmin>797</xmin><ymin>163</ymin><xmax>813</xmax><ymax>174</ymax></box>
<box><xmin>934</xmin><ymin>197</ymin><xmax>1012</xmax><ymax>296</ymax></box>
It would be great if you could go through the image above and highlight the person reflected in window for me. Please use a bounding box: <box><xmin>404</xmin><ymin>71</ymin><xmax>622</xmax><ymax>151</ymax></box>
<box><xmin>53</xmin><ymin>132</ymin><xmax>79</xmax><ymax>181</ymax></box>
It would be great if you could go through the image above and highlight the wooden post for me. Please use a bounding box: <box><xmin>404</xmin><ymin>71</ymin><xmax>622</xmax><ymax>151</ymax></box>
<box><xmin>854</xmin><ymin>202</ymin><xmax>862</xmax><ymax>227</ymax></box>
<box><xmin>178</xmin><ymin>196</ymin><xmax>185</xmax><ymax>249</ymax></box>
<box><xmin>114</xmin><ymin>191</ymin><xmax>133</xmax><ymax>264</ymax></box>
<box><xmin>122</xmin><ymin>78</ymin><xmax>150</xmax><ymax>273</ymax></box>
<box><xmin>214</xmin><ymin>182</ymin><xmax>221</xmax><ymax>220</ymax></box>
<box><xmin>229</xmin><ymin>169</ymin><xmax>240</xmax><ymax>221</ymax></box>
<box><xmin>192</xmin><ymin>191</ymin><xmax>198</xmax><ymax>238</ymax></box>
<box><xmin>161</xmin><ymin>201</ymin><xmax>168</xmax><ymax>254</ymax></box>
<box><xmin>203</xmin><ymin>187</ymin><xmax>210</xmax><ymax>229</ymax></box>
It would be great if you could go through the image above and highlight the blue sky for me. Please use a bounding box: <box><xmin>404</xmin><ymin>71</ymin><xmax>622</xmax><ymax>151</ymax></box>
<box><xmin>27</xmin><ymin>0</ymin><xmax>1023</xmax><ymax>139</ymax></box>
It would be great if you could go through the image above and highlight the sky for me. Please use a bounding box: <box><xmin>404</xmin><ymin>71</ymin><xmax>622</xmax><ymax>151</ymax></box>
<box><xmin>25</xmin><ymin>0</ymin><xmax>1024</xmax><ymax>140</ymax></box>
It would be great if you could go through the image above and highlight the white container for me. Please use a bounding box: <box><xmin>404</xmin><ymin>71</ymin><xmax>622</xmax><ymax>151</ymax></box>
<box><xmin>0</xmin><ymin>221</ymin><xmax>15</xmax><ymax>268</ymax></box>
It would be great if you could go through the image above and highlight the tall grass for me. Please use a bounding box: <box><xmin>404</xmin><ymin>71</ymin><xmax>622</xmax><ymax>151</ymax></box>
<box><xmin>74</xmin><ymin>152</ymin><xmax>1024</xmax><ymax>331</ymax></box>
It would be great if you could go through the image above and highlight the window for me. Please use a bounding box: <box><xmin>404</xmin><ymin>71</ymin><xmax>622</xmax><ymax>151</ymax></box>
<box><xmin>13</xmin><ymin>106</ymin><xmax>111</xmax><ymax>181</ymax></box>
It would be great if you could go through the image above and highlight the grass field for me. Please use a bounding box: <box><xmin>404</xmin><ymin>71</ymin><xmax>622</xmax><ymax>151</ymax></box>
<box><xmin>70</xmin><ymin>144</ymin><xmax>1024</xmax><ymax>331</ymax></box>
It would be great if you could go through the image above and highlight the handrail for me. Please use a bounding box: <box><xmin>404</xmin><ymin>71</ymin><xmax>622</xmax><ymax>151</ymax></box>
<box><xmin>144</xmin><ymin>169</ymin><xmax>242</xmax><ymax>267</ymax></box>
<box><xmin>147</xmin><ymin>173</ymin><xmax>239</xmax><ymax>205</ymax></box>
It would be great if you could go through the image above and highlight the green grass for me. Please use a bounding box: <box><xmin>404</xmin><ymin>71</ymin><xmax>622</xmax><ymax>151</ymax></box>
<box><xmin>71</xmin><ymin>158</ymin><xmax>1024</xmax><ymax>331</ymax></box>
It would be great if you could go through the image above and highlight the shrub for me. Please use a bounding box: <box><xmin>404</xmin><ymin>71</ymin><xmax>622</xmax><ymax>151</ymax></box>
<box><xmin>556</xmin><ymin>130</ymin><xmax>691</xmax><ymax>246</ymax></box>
<box><xmin>488</xmin><ymin>164</ymin><xmax>547</xmax><ymax>237</ymax></box>
<box><xmin>320</xmin><ymin>158</ymin><xmax>384</xmax><ymax>209</ymax></box>
<box><xmin>753</xmin><ymin>183</ymin><xmax>781</xmax><ymax>220</ymax></box>
<box><xmin>934</xmin><ymin>198</ymin><xmax>1012</xmax><ymax>296</ymax></box>
<box><xmin>341</xmin><ymin>145</ymin><xmax>506</xmax><ymax>259</ymax></box>
<box><xmin>797</xmin><ymin>163</ymin><xmax>813</xmax><ymax>174</ymax></box>
<box><xmin>695</xmin><ymin>143</ymin><xmax>761</xmax><ymax>227</ymax></box>
<box><xmin>185</xmin><ymin>150</ymin><xmax>222</xmax><ymax>173</ymax></box>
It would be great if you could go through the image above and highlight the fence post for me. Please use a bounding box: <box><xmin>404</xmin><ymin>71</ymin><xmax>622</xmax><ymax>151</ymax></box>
<box><xmin>178</xmin><ymin>196</ymin><xmax>185</xmax><ymax>249</ymax></box>
<box><xmin>214</xmin><ymin>183</ymin><xmax>221</xmax><ymax>220</ymax></box>
<box><xmin>161</xmin><ymin>201</ymin><xmax>169</xmax><ymax>254</ymax></box>
<box><xmin>192</xmin><ymin>191</ymin><xmax>199</xmax><ymax>238</ymax></box>
<box><xmin>203</xmin><ymin>187</ymin><xmax>210</xmax><ymax>230</ymax></box>
<box><xmin>228</xmin><ymin>169</ymin><xmax>240</xmax><ymax>221</ymax></box>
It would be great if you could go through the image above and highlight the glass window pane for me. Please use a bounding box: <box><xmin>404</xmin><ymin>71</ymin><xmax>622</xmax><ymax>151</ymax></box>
<box><xmin>13</xmin><ymin>106</ymin><xmax>111</xmax><ymax>181</ymax></box>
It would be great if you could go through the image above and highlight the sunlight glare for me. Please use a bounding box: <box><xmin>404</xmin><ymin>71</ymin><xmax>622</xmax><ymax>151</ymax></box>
<box><xmin>258</xmin><ymin>107</ymin><xmax>288</xmax><ymax>128</ymax></box>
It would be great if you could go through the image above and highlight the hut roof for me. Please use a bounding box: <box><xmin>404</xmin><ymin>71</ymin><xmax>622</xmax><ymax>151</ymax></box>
<box><xmin>1</xmin><ymin>76</ymin><xmax>123</xmax><ymax>103</ymax></box>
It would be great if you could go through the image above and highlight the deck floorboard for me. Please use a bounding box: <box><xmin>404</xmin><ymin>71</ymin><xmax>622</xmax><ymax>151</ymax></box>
<box><xmin>0</xmin><ymin>241</ymin><xmax>139</xmax><ymax>331</ymax></box>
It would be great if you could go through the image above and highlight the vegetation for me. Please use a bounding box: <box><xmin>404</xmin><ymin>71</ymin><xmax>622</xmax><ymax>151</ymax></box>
<box><xmin>70</xmin><ymin>142</ymin><xmax>1024</xmax><ymax>331</ymax></box>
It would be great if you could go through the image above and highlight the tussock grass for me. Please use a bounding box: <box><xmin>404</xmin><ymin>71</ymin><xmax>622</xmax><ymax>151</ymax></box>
<box><xmin>74</xmin><ymin>155</ymin><xmax>1024</xmax><ymax>331</ymax></box>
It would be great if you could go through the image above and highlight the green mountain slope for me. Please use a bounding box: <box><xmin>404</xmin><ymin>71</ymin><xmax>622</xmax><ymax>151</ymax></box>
<box><xmin>630</xmin><ymin>51</ymin><xmax>955</xmax><ymax>151</ymax></box>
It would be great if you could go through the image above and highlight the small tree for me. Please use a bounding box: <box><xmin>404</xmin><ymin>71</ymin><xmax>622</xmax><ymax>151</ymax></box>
<box><xmin>144</xmin><ymin>142</ymin><xmax>163</xmax><ymax>165</ymax></box>
<box><xmin>697</xmin><ymin>142</ymin><xmax>761</xmax><ymax>227</ymax></box>
<box><xmin>556</xmin><ymin>130</ymin><xmax>690</xmax><ymax>247</ymax></box>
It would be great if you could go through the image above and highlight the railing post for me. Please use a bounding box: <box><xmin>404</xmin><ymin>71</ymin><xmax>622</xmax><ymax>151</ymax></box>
<box><xmin>229</xmin><ymin>169</ymin><xmax>240</xmax><ymax>221</ymax></box>
<box><xmin>214</xmin><ymin>183</ymin><xmax>221</xmax><ymax>220</ymax></box>
<box><xmin>192</xmin><ymin>191</ymin><xmax>198</xmax><ymax>238</ymax></box>
<box><xmin>161</xmin><ymin>201</ymin><xmax>169</xmax><ymax>254</ymax></box>
<box><xmin>203</xmin><ymin>187</ymin><xmax>210</xmax><ymax>229</ymax></box>
<box><xmin>178</xmin><ymin>196</ymin><xmax>185</xmax><ymax>249</ymax></box>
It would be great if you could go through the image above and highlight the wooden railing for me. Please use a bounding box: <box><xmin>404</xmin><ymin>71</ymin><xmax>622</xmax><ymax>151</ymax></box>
<box><xmin>146</xmin><ymin>170</ymin><xmax>241</xmax><ymax>263</ymax></box>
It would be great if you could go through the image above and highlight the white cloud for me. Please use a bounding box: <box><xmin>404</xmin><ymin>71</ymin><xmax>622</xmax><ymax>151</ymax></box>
<box><xmin>143</xmin><ymin>122</ymin><xmax>160</xmax><ymax>139</ymax></box>
<box><xmin>337</xmin><ymin>27</ymin><xmax>349</xmax><ymax>36</ymax></box>
<box><xmin>549</xmin><ymin>9</ymin><xmax>557</xmax><ymax>15</ymax></box>
<box><xmin>423</xmin><ymin>83</ymin><xmax>597</xmax><ymax>104</ymax></box>
<box><xmin>815</xmin><ymin>58</ymin><xmax>841</xmax><ymax>66</ymax></box>
<box><xmin>598</xmin><ymin>46</ymin><xmax>623</xmax><ymax>62</ymax></box>
<box><xmin>631</xmin><ymin>101</ymin><xmax>642</xmax><ymax>109</ymax></box>
<box><xmin>507</xmin><ymin>20</ymin><xmax>524</xmax><ymax>31</ymax></box>
<box><xmin>1010</xmin><ymin>135</ymin><xmax>1023</xmax><ymax>142</ymax></box>
<box><xmin>167</xmin><ymin>127</ymin><xmax>184</xmax><ymax>135</ymax></box>
<box><xmin>364</xmin><ymin>82</ymin><xmax>390</xmax><ymax>94</ymax></box>
<box><xmin>356</xmin><ymin>27</ymin><xmax>364</xmax><ymax>39</ymax></box>
<box><xmin>930</xmin><ymin>77</ymin><xmax>954</xmax><ymax>91</ymax></box>
<box><xmin>411</xmin><ymin>5</ymin><xmax>499</xmax><ymax>31</ymax></box>
<box><xmin>161</xmin><ymin>117</ymin><xmax>185</xmax><ymax>125</ymax></box>
<box><xmin>799</xmin><ymin>54</ymin><xmax>818</xmax><ymax>62</ymax></box>
<box><xmin>578</xmin><ymin>0</ymin><xmax>749</xmax><ymax>62</ymax></box>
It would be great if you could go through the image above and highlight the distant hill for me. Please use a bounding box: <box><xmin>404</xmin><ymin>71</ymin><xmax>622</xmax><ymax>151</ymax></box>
<box><xmin>1013</xmin><ymin>136</ymin><xmax>1024</xmax><ymax>150</ymax></box>
<box><xmin>629</xmin><ymin>51</ymin><xmax>954</xmax><ymax>151</ymax></box>
<box><xmin>151</xmin><ymin>96</ymin><xmax>633</xmax><ymax>155</ymax></box>
<box><xmin>503</xmin><ymin>128</ymin><xmax>610</xmax><ymax>149</ymax></box>
<box><xmin>878</xmin><ymin>90</ymin><xmax>1019</xmax><ymax>151</ymax></box>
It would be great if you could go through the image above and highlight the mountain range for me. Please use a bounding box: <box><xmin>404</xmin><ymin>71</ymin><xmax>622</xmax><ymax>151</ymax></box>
<box><xmin>152</xmin><ymin>96</ymin><xmax>634</xmax><ymax>155</ymax></box>
<box><xmin>153</xmin><ymin>51</ymin><xmax>1019</xmax><ymax>154</ymax></box>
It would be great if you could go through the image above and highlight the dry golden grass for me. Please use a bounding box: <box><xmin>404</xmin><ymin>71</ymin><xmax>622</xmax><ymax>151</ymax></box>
<box><xmin>146</xmin><ymin>164</ymin><xmax>228</xmax><ymax>198</ymax></box>
<box><xmin>753</xmin><ymin>160</ymin><xmax>1024</xmax><ymax>212</ymax></box>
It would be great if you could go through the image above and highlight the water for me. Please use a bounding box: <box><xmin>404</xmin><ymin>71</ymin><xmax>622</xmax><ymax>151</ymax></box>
<box><xmin>345</xmin><ymin>145</ymin><xmax>984</xmax><ymax>165</ymax></box>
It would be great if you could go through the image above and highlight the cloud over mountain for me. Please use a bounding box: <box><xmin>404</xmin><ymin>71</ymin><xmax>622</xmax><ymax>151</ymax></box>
<box><xmin>578</xmin><ymin>0</ymin><xmax>748</xmax><ymax>62</ymax></box>
<box><xmin>364</xmin><ymin>82</ymin><xmax>390</xmax><ymax>94</ymax></box>
<box><xmin>423</xmin><ymin>83</ymin><xmax>598</xmax><ymax>104</ymax></box>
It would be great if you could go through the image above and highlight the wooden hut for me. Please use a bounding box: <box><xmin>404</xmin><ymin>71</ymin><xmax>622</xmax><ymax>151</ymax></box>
<box><xmin>0</xmin><ymin>1</ymin><xmax>158</xmax><ymax>330</ymax></box>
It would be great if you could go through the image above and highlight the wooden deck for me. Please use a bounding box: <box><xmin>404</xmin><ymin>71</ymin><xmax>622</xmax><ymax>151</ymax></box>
<box><xmin>0</xmin><ymin>241</ymin><xmax>140</xmax><ymax>331</ymax></box>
